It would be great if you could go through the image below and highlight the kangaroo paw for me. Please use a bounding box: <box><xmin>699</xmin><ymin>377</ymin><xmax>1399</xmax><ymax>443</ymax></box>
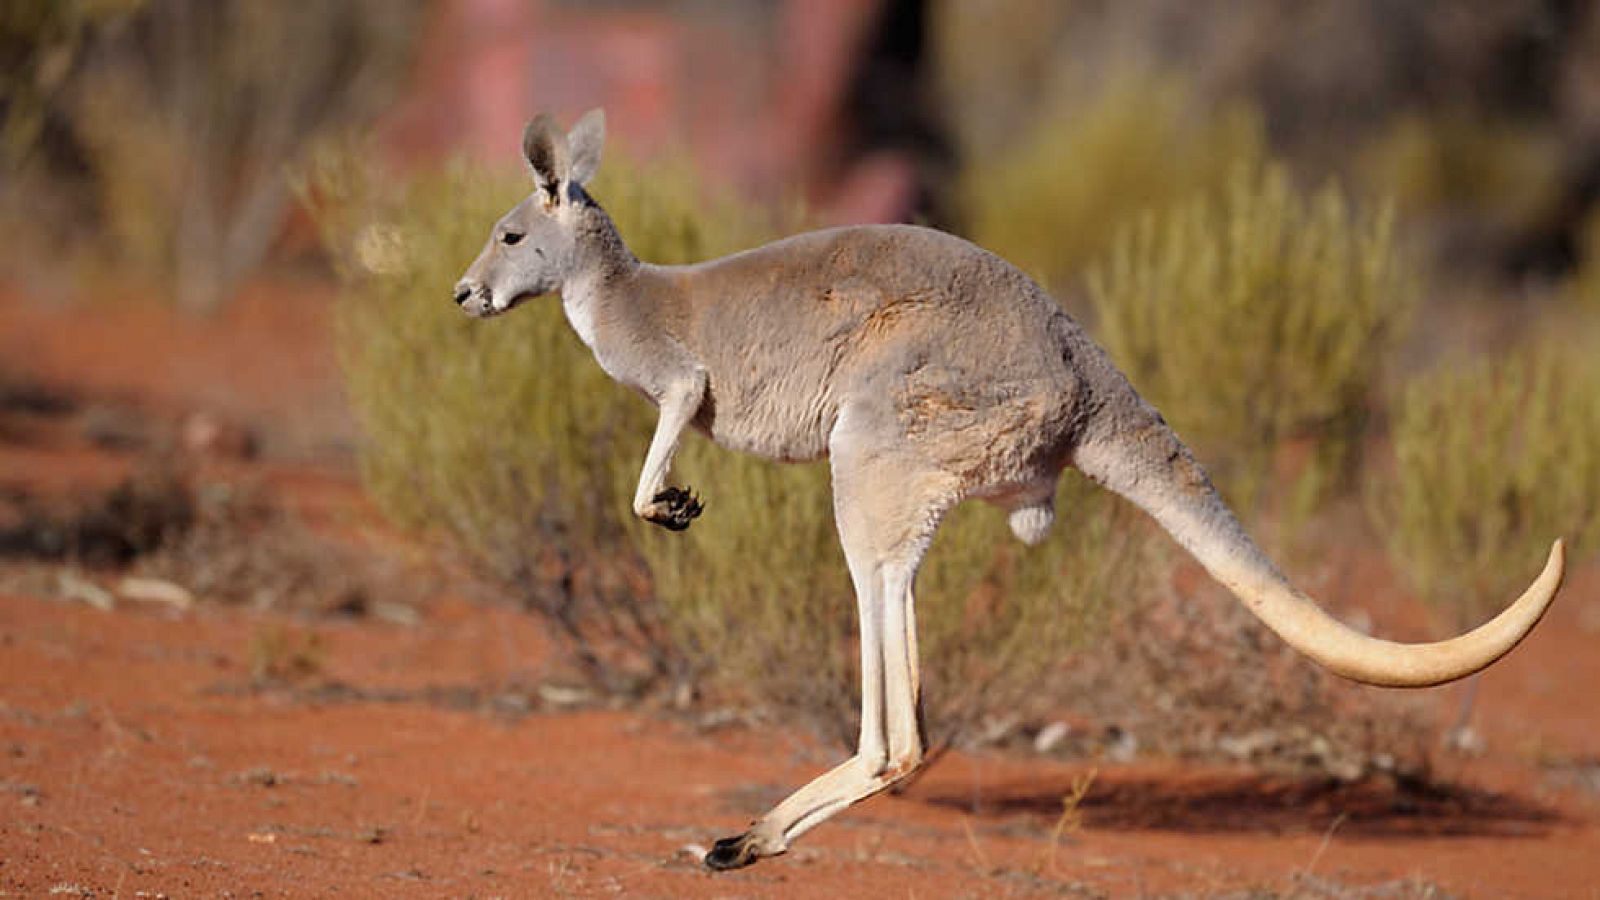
<box><xmin>644</xmin><ymin>486</ymin><xmax>704</xmax><ymax>531</ymax></box>
<box><xmin>703</xmin><ymin>831</ymin><xmax>767</xmax><ymax>871</ymax></box>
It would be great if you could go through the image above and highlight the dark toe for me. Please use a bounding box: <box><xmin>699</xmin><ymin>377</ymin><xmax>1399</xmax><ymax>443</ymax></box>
<box><xmin>648</xmin><ymin>487</ymin><xmax>704</xmax><ymax>531</ymax></box>
<box><xmin>652</xmin><ymin>486</ymin><xmax>688</xmax><ymax>505</ymax></box>
<box><xmin>704</xmin><ymin>833</ymin><xmax>759</xmax><ymax>871</ymax></box>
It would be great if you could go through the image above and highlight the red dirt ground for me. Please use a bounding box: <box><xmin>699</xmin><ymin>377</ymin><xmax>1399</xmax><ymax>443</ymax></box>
<box><xmin>2</xmin><ymin>286</ymin><xmax>1598</xmax><ymax>898</ymax></box>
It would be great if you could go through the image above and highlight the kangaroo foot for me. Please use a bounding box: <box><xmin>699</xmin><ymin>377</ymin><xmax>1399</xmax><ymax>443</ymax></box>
<box><xmin>643</xmin><ymin>486</ymin><xmax>703</xmax><ymax>531</ymax></box>
<box><xmin>703</xmin><ymin>831</ymin><xmax>773</xmax><ymax>871</ymax></box>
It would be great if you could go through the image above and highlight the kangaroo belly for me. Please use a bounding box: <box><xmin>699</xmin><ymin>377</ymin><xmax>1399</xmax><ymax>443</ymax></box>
<box><xmin>696</xmin><ymin>367</ymin><xmax>836</xmax><ymax>462</ymax></box>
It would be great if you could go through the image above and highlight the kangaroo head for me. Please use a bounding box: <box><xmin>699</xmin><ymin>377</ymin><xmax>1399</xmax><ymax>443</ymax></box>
<box><xmin>453</xmin><ymin>109</ymin><xmax>606</xmax><ymax>317</ymax></box>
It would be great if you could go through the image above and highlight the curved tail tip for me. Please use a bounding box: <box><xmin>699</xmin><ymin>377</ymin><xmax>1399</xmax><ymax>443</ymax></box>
<box><xmin>1522</xmin><ymin>537</ymin><xmax>1568</xmax><ymax>622</ymax></box>
<box><xmin>1545</xmin><ymin>537</ymin><xmax>1567</xmax><ymax>590</ymax></box>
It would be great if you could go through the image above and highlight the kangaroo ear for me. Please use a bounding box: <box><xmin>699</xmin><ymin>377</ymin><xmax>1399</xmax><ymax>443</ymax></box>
<box><xmin>566</xmin><ymin>108</ymin><xmax>605</xmax><ymax>187</ymax></box>
<box><xmin>523</xmin><ymin>113</ymin><xmax>569</xmax><ymax>200</ymax></box>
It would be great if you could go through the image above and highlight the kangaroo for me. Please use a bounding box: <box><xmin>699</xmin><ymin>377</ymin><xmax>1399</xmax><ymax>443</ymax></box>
<box><xmin>453</xmin><ymin>110</ymin><xmax>1566</xmax><ymax>870</ymax></box>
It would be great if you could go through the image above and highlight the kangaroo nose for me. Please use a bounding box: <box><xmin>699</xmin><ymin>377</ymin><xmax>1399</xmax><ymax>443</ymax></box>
<box><xmin>453</xmin><ymin>283</ymin><xmax>473</xmax><ymax>306</ymax></box>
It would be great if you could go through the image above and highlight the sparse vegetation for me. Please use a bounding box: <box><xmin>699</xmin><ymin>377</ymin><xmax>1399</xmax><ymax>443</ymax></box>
<box><xmin>247</xmin><ymin>624</ymin><xmax>326</xmax><ymax>684</ymax></box>
<box><xmin>1089</xmin><ymin>164</ymin><xmax>1416</xmax><ymax>526</ymax></box>
<box><xmin>1376</xmin><ymin>339</ymin><xmax>1600</xmax><ymax>633</ymax></box>
<box><xmin>0</xmin><ymin>0</ymin><xmax>140</xmax><ymax>166</ymax></box>
<box><xmin>1035</xmin><ymin>767</ymin><xmax>1096</xmax><ymax>876</ymax></box>
<box><xmin>2</xmin><ymin>0</ymin><xmax>422</xmax><ymax>309</ymax></box>
<box><xmin>0</xmin><ymin>453</ymin><xmax>425</xmax><ymax>618</ymax></box>
<box><xmin>140</xmin><ymin>478</ymin><xmax>426</xmax><ymax>618</ymax></box>
<box><xmin>1050</xmin><ymin>578</ymin><xmax>1437</xmax><ymax>780</ymax></box>
<box><xmin>1359</xmin><ymin>112</ymin><xmax>1565</xmax><ymax>245</ymax></box>
<box><xmin>0</xmin><ymin>457</ymin><xmax>193</xmax><ymax>566</ymax></box>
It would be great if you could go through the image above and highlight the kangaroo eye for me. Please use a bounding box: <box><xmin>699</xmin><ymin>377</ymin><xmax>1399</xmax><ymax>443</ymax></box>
<box><xmin>502</xmin><ymin>231</ymin><xmax>524</xmax><ymax>246</ymax></box>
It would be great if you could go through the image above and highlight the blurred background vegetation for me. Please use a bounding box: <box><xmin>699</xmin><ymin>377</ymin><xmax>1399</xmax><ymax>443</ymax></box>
<box><xmin>2</xmin><ymin>0</ymin><xmax>423</xmax><ymax>309</ymax></box>
<box><xmin>4</xmin><ymin>0</ymin><xmax>1598</xmax><ymax>767</ymax></box>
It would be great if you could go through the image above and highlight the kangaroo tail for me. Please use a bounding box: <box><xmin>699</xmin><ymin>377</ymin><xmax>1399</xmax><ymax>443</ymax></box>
<box><xmin>1073</xmin><ymin>414</ymin><xmax>1564</xmax><ymax>688</ymax></box>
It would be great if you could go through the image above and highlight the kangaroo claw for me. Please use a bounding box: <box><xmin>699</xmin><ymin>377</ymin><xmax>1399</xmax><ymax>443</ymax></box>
<box><xmin>644</xmin><ymin>486</ymin><xmax>703</xmax><ymax>531</ymax></box>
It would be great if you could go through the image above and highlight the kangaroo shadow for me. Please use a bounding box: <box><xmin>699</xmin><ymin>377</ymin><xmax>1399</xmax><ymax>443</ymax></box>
<box><xmin>920</xmin><ymin>771</ymin><xmax>1561</xmax><ymax>839</ymax></box>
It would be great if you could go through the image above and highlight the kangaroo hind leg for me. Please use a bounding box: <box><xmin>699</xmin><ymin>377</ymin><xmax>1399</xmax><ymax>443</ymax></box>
<box><xmin>703</xmin><ymin>423</ymin><xmax>953</xmax><ymax>870</ymax></box>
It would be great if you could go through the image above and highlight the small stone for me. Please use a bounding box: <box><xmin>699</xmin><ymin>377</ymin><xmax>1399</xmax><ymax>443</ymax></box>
<box><xmin>537</xmin><ymin>683</ymin><xmax>592</xmax><ymax>708</ymax></box>
<box><xmin>1034</xmin><ymin>721</ymin><xmax>1071</xmax><ymax>754</ymax></box>
<box><xmin>56</xmin><ymin>571</ymin><xmax>114</xmax><ymax>611</ymax></box>
<box><xmin>181</xmin><ymin>412</ymin><xmax>257</xmax><ymax>459</ymax></box>
<box><xmin>117</xmin><ymin>576</ymin><xmax>195</xmax><ymax>610</ymax></box>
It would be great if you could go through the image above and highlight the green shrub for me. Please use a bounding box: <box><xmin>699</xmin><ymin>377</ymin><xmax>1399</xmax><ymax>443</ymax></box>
<box><xmin>314</xmin><ymin>147</ymin><xmax>1155</xmax><ymax>746</ymax></box>
<box><xmin>0</xmin><ymin>0</ymin><xmax>140</xmax><ymax>165</ymax></box>
<box><xmin>57</xmin><ymin>0</ymin><xmax>421</xmax><ymax>310</ymax></box>
<box><xmin>1088</xmin><ymin>164</ymin><xmax>1416</xmax><ymax>525</ymax></box>
<box><xmin>1358</xmin><ymin>112</ymin><xmax>1564</xmax><ymax>238</ymax></box>
<box><xmin>1377</xmin><ymin>340</ymin><xmax>1600</xmax><ymax>632</ymax></box>
<box><xmin>960</xmin><ymin>71</ymin><xmax>1265</xmax><ymax>292</ymax></box>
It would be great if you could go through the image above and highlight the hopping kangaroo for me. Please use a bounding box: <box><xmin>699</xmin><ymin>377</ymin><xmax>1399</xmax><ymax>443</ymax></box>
<box><xmin>453</xmin><ymin>110</ymin><xmax>1566</xmax><ymax>870</ymax></box>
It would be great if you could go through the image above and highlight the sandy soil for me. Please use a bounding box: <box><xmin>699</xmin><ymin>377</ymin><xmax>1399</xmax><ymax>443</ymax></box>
<box><xmin>2</xmin><ymin>287</ymin><xmax>1598</xmax><ymax>898</ymax></box>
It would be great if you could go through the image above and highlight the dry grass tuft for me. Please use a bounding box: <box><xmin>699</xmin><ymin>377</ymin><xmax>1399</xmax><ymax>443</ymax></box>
<box><xmin>1375</xmin><ymin>337</ymin><xmax>1600</xmax><ymax>632</ymax></box>
<box><xmin>0</xmin><ymin>459</ymin><xmax>194</xmax><ymax>566</ymax></box>
<box><xmin>247</xmin><ymin>624</ymin><xmax>327</xmax><ymax>684</ymax></box>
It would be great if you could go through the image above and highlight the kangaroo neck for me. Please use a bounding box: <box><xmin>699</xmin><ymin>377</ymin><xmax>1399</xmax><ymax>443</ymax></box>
<box><xmin>558</xmin><ymin>205</ymin><xmax>643</xmax><ymax>353</ymax></box>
